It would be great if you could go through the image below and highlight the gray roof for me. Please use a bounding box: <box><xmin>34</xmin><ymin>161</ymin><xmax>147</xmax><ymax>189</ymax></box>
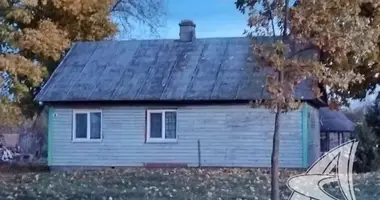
<box><xmin>35</xmin><ymin>37</ymin><xmax>315</xmax><ymax>102</ymax></box>
<box><xmin>319</xmin><ymin>107</ymin><xmax>355</xmax><ymax>132</ymax></box>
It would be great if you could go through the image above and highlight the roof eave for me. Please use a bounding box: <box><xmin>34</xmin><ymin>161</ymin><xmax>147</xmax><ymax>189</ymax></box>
<box><xmin>38</xmin><ymin>98</ymin><xmax>317</xmax><ymax>107</ymax></box>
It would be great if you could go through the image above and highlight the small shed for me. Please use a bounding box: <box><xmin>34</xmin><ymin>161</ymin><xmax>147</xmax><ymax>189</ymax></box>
<box><xmin>319</xmin><ymin>107</ymin><xmax>356</xmax><ymax>153</ymax></box>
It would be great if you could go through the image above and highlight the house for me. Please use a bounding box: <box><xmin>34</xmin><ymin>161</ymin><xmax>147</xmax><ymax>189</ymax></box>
<box><xmin>35</xmin><ymin>20</ymin><xmax>327</xmax><ymax>170</ymax></box>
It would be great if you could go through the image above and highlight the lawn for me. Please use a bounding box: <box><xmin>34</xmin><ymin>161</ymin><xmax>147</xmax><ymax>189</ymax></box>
<box><xmin>0</xmin><ymin>167</ymin><xmax>379</xmax><ymax>200</ymax></box>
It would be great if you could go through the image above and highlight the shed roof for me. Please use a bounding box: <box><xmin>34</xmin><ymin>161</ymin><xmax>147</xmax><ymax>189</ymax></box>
<box><xmin>35</xmin><ymin>36</ymin><xmax>317</xmax><ymax>102</ymax></box>
<box><xmin>319</xmin><ymin>107</ymin><xmax>355</xmax><ymax>132</ymax></box>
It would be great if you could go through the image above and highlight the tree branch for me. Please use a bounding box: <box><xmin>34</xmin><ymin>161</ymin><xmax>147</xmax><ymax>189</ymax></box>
<box><xmin>111</xmin><ymin>0</ymin><xmax>123</xmax><ymax>12</ymax></box>
<box><xmin>111</xmin><ymin>0</ymin><xmax>166</xmax><ymax>39</ymax></box>
<box><xmin>283</xmin><ymin>0</ymin><xmax>289</xmax><ymax>40</ymax></box>
<box><xmin>287</xmin><ymin>46</ymin><xmax>316</xmax><ymax>59</ymax></box>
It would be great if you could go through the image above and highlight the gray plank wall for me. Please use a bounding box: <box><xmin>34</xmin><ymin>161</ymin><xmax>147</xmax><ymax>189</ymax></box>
<box><xmin>50</xmin><ymin>104</ymin><xmax>305</xmax><ymax>168</ymax></box>
<box><xmin>307</xmin><ymin>104</ymin><xmax>321</xmax><ymax>166</ymax></box>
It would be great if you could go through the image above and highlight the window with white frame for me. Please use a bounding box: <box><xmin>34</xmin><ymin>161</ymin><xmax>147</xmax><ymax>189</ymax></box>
<box><xmin>73</xmin><ymin>109</ymin><xmax>102</xmax><ymax>141</ymax></box>
<box><xmin>146</xmin><ymin>109</ymin><xmax>177</xmax><ymax>142</ymax></box>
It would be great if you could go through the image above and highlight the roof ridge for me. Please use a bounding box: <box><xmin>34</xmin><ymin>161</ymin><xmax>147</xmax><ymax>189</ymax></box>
<box><xmin>73</xmin><ymin>36</ymin><xmax>259</xmax><ymax>44</ymax></box>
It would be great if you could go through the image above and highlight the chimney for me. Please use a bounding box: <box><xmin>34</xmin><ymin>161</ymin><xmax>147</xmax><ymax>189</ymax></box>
<box><xmin>179</xmin><ymin>20</ymin><xmax>196</xmax><ymax>42</ymax></box>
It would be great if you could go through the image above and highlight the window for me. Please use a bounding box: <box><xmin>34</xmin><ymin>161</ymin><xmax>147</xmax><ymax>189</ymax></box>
<box><xmin>73</xmin><ymin>109</ymin><xmax>102</xmax><ymax>141</ymax></box>
<box><xmin>146</xmin><ymin>109</ymin><xmax>177</xmax><ymax>142</ymax></box>
<box><xmin>320</xmin><ymin>132</ymin><xmax>330</xmax><ymax>153</ymax></box>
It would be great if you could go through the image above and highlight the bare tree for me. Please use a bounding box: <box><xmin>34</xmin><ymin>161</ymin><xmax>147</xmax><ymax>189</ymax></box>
<box><xmin>111</xmin><ymin>0</ymin><xmax>167</xmax><ymax>39</ymax></box>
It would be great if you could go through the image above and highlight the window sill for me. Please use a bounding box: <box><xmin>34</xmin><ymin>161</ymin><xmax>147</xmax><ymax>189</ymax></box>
<box><xmin>72</xmin><ymin>139</ymin><xmax>103</xmax><ymax>143</ymax></box>
<box><xmin>145</xmin><ymin>139</ymin><xmax>177</xmax><ymax>144</ymax></box>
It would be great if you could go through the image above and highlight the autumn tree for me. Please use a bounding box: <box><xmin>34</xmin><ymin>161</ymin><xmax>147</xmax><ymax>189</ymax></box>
<box><xmin>0</xmin><ymin>0</ymin><xmax>165</xmax><ymax>126</ymax></box>
<box><xmin>236</xmin><ymin>0</ymin><xmax>380</xmax><ymax>199</ymax></box>
<box><xmin>340</xmin><ymin>2</ymin><xmax>380</xmax><ymax>103</ymax></box>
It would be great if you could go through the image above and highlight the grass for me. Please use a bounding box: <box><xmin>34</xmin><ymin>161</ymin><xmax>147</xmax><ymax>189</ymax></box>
<box><xmin>0</xmin><ymin>167</ymin><xmax>379</xmax><ymax>200</ymax></box>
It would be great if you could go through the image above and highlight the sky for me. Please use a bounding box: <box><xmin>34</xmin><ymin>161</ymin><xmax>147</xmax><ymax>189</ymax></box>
<box><xmin>123</xmin><ymin>0</ymin><xmax>248</xmax><ymax>40</ymax></box>
<box><xmin>124</xmin><ymin>0</ymin><xmax>373</xmax><ymax>109</ymax></box>
<box><xmin>161</xmin><ymin>0</ymin><xmax>248</xmax><ymax>39</ymax></box>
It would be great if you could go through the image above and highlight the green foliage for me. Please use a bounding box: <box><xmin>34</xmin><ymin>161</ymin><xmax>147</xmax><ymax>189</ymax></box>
<box><xmin>346</xmin><ymin>97</ymin><xmax>380</xmax><ymax>173</ymax></box>
<box><xmin>354</xmin><ymin>122</ymin><xmax>380</xmax><ymax>173</ymax></box>
<box><xmin>365</xmin><ymin>97</ymin><xmax>380</xmax><ymax>137</ymax></box>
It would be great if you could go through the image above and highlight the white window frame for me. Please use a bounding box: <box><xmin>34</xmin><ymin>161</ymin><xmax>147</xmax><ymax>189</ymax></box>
<box><xmin>72</xmin><ymin>109</ymin><xmax>102</xmax><ymax>142</ymax></box>
<box><xmin>146</xmin><ymin>109</ymin><xmax>177</xmax><ymax>143</ymax></box>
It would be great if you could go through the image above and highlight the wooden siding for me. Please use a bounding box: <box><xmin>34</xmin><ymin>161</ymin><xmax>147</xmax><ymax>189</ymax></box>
<box><xmin>307</xmin><ymin>104</ymin><xmax>320</xmax><ymax>166</ymax></box>
<box><xmin>49</xmin><ymin>104</ymin><xmax>305</xmax><ymax>168</ymax></box>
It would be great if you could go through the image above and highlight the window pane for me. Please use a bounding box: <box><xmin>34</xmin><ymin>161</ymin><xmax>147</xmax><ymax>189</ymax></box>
<box><xmin>165</xmin><ymin>112</ymin><xmax>176</xmax><ymax>139</ymax></box>
<box><xmin>330</xmin><ymin>133</ymin><xmax>338</xmax><ymax>149</ymax></box>
<box><xmin>320</xmin><ymin>132</ymin><xmax>328</xmax><ymax>152</ymax></box>
<box><xmin>90</xmin><ymin>112</ymin><xmax>101</xmax><ymax>139</ymax></box>
<box><xmin>150</xmin><ymin>113</ymin><xmax>162</xmax><ymax>138</ymax></box>
<box><xmin>75</xmin><ymin>113</ymin><xmax>87</xmax><ymax>139</ymax></box>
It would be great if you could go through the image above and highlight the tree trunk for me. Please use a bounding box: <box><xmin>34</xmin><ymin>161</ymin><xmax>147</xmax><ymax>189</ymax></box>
<box><xmin>271</xmin><ymin>106</ymin><xmax>281</xmax><ymax>200</ymax></box>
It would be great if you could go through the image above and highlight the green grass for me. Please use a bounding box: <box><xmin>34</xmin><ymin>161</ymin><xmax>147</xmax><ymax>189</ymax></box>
<box><xmin>0</xmin><ymin>168</ymin><xmax>378</xmax><ymax>200</ymax></box>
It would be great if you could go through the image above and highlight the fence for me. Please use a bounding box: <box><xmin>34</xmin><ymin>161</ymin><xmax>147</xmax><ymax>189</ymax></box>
<box><xmin>18</xmin><ymin>132</ymin><xmax>46</xmax><ymax>158</ymax></box>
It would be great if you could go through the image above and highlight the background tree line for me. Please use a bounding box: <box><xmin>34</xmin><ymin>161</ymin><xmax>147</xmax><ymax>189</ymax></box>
<box><xmin>345</xmin><ymin>96</ymin><xmax>380</xmax><ymax>173</ymax></box>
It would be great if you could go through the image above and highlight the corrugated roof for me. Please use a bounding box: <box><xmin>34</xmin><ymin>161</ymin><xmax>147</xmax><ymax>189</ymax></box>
<box><xmin>35</xmin><ymin>37</ymin><xmax>316</xmax><ymax>102</ymax></box>
<box><xmin>319</xmin><ymin>107</ymin><xmax>355</xmax><ymax>132</ymax></box>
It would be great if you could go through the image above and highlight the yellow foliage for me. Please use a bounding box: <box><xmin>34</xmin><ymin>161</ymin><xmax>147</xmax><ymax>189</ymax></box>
<box><xmin>6</xmin><ymin>8</ymin><xmax>34</xmax><ymax>24</ymax></box>
<box><xmin>22</xmin><ymin>0</ymin><xmax>38</xmax><ymax>6</ymax></box>
<box><xmin>20</xmin><ymin>20</ymin><xmax>71</xmax><ymax>61</ymax></box>
<box><xmin>289</xmin><ymin>0</ymin><xmax>380</xmax><ymax>91</ymax></box>
<box><xmin>238</xmin><ymin>0</ymin><xmax>380</xmax><ymax>110</ymax></box>
<box><xmin>0</xmin><ymin>54</ymin><xmax>43</xmax><ymax>85</ymax></box>
<box><xmin>0</xmin><ymin>97</ymin><xmax>23</xmax><ymax>126</ymax></box>
<box><xmin>0</xmin><ymin>0</ymin><xmax>118</xmax><ymax>125</ymax></box>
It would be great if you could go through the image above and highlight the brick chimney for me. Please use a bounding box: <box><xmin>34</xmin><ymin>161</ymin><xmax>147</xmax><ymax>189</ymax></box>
<box><xmin>179</xmin><ymin>20</ymin><xmax>196</xmax><ymax>42</ymax></box>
